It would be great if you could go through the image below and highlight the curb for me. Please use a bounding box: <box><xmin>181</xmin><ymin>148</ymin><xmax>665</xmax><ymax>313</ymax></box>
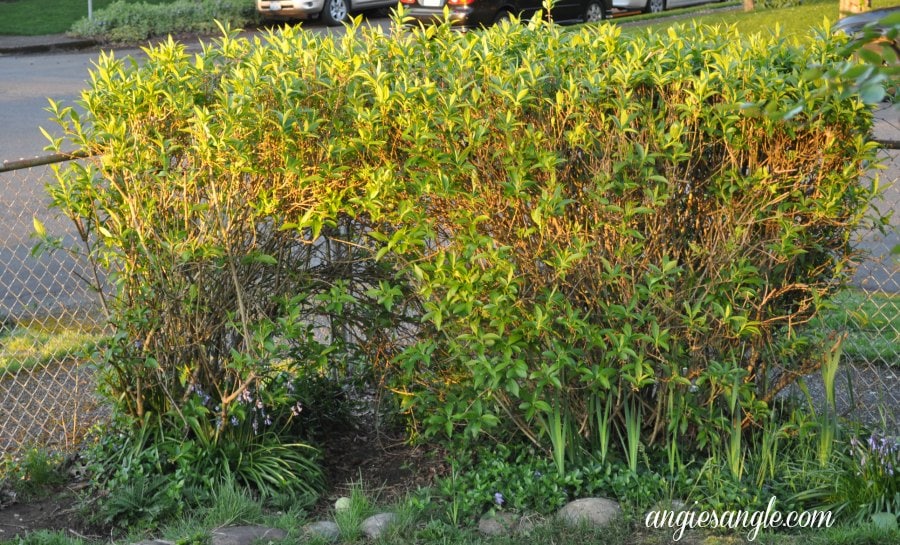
<box><xmin>0</xmin><ymin>38</ymin><xmax>98</xmax><ymax>56</ymax></box>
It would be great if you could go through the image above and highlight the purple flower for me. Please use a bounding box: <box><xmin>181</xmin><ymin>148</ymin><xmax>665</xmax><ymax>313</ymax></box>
<box><xmin>239</xmin><ymin>389</ymin><xmax>253</xmax><ymax>404</ymax></box>
<box><xmin>230</xmin><ymin>416</ymin><xmax>239</xmax><ymax>427</ymax></box>
<box><xmin>494</xmin><ymin>492</ymin><xmax>505</xmax><ymax>507</ymax></box>
<box><xmin>290</xmin><ymin>401</ymin><xmax>303</xmax><ymax>416</ymax></box>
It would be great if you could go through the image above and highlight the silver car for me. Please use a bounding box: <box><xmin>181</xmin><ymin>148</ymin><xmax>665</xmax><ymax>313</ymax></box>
<box><xmin>612</xmin><ymin>0</ymin><xmax>718</xmax><ymax>14</ymax></box>
<box><xmin>257</xmin><ymin>0</ymin><xmax>396</xmax><ymax>26</ymax></box>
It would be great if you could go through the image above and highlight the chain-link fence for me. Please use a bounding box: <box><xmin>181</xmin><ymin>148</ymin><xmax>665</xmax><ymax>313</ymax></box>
<box><xmin>1</xmin><ymin>113</ymin><xmax>899</xmax><ymax>458</ymax></box>
<box><xmin>0</xmin><ymin>159</ymin><xmax>108</xmax><ymax>457</ymax></box>
<box><xmin>824</xmin><ymin>105</ymin><xmax>900</xmax><ymax>432</ymax></box>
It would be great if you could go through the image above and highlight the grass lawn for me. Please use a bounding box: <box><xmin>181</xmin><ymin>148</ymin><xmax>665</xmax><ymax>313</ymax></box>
<box><xmin>0</xmin><ymin>0</ymin><xmax>178</xmax><ymax>36</ymax></box>
<box><xmin>0</xmin><ymin>321</ymin><xmax>101</xmax><ymax>375</ymax></box>
<box><xmin>811</xmin><ymin>289</ymin><xmax>900</xmax><ymax>367</ymax></box>
<box><xmin>640</xmin><ymin>0</ymin><xmax>900</xmax><ymax>38</ymax></box>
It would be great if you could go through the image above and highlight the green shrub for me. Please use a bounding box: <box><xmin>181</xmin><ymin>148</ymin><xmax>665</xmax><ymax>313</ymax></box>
<box><xmin>437</xmin><ymin>444</ymin><xmax>668</xmax><ymax>523</ymax></box>
<box><xmin>378</xmin><ymin>16</ymin><xmax>883</xmax><ymax>469</ymax></box>
<box><xmin>757</xmin><ymin>0</ymin><xmax>803</xmax><ymax>8</ymax></box>
<box><xmin>797</xmin><ymin>432</ymin><xmax>900</xmax><ymax>525</ymax></box>
<box><xmin>45</xmin><ymin>13</ymin><xmax>883</xmax><ymax>495</ymax></box>
<box><xmin>68</xmin><ymin>0</ymin><xmax>257</xmax><ymax>43</ymax></box>
<box><xmin>0</xmin><ymin>447</ymin><xmax>66</xmax><ymax>500</ymax></box>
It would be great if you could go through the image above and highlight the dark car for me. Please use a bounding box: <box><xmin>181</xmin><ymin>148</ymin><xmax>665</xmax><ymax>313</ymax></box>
<box><xmin>832</xmin><ymin>6</ymin><xmax>900</xmax><ymax>60</ymax></box>
<box><xmin>399</xmin><ymin>0</ymin><xmax>610</xmax><ymax>31</ymax></box>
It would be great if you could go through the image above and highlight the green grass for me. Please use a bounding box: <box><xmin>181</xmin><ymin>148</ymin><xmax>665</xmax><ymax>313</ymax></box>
<box><xmin>0</xmin><ymin>0</ymin><xmax>179</xmax><ymax>36</ymax></box>
<box><xmin>613</xmin><ymin>0</ymin><xmax>741</xmax><ymax>25</ymax></box>
<box><xmin>811</xmin><ymin>289</ymin><xmax>900</xmax><ymax>367</ymax></box>
<box><xmin>639</xmin><ymin>0</ymin><xmax>900</xmax><ymax>38</ymax></box>
<box><xmin>0</xmin><ymin>322</ymin><xmax>102</xmax><ymax>375</ymax></box>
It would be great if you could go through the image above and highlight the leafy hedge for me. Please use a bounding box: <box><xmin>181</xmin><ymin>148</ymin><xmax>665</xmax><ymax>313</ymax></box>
<box><xmin>45</xmin><ymin>15</ymin><xmax>883</xmax><ymax>482</ymax></box>
<box><xmin>69</xmin><ymin>0</ymin><xmax>256</xmax><ymax>43</ymax></box>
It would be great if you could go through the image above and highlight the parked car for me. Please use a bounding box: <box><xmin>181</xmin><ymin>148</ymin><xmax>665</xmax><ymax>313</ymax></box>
<box><xmin>612</xmin><ymin>0</ymin><xmax>718</xmax><ymax>15</ymax></box>
<box><xmin>833</xmin><ymin>6</ymin><xmax>900</xmax><ymax>100</ymax></box>
<box><xmin>257</xmin><ymin>0</ymin><xmax>397</xmax><ymax>26</ymax></box>
<box><xmin>833</xmin><ymin>6</ymin><xmax>900</xmax><ymax>59</ymax></box>
<box><xmin>400</xmin><ymin>0</ymin><xmax>611</xmax><ymax>31</ymax></box>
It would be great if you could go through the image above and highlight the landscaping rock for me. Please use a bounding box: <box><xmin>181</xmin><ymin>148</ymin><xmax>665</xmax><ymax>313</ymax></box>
<box><xmin>646</xmin><ymin>499</ymin><xmax>689</xmax><ymax>519</ymax></box>
<box><xmin>643</xmin><ymin>499</ymin><xmax>691</xmax><ymax>529</ymax></box>
<box><xmin>477</xmin><ymin>512</ymin><xmax>520</xmax><ymax>536</ymax></box>
<box><xmin>360</xmin><ymin>512</ymin><xmax>397</xmax><ymax>540</ymax></box>
<box><xmin>558</xmin><ymin>497</ymin><xmax>621</xmax><ymax>528</ymax></box>
<box><xmin>211</xmin><ymin>526</ymin><xmax>286</xmax><ymax>545</ymax></box>
<box><xmin>871</xmin><ymin>512</ymin><xmax>899</xmax><ymax>531</ymax></box>
<box><xmin>304</xmin><ymin>521</ymin><xmax>341</xmax><ymax>542</ymax></box>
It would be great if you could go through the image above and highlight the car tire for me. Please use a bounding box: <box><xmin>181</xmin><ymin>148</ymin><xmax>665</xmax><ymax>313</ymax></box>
<box><xmin>494</xmin><ymin>9</ymin><xmax>512</xmax><ymax>24</ymax></box>
<box><xmin>321</xmin><ymin>0</ymin><xmax>349</xmax><ymax>26</ymax></box>
<box><xmin>644</xmin><ymin>0</ymin><xmax>664</xmax><ymax>13</ymax></box>
<box><xmin>584</xmin><ymin>1</ymin><xmax>604</xmax><ymax>21</ymax></box>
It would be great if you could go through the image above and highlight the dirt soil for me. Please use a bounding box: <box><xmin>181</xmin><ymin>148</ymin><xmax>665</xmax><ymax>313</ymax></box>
<box><xmin>0</xmin><ymin>482</ymin><xmax>95</xmax><ymax>541</ymax></box>
<box><xmin>0</xmin><ymin>415</ymin><xmax>446</xmax><ymax>541</ymax></box>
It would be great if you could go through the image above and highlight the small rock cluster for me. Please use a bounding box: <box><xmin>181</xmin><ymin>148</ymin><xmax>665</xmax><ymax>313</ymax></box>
<box><xmin>133</xmin><ymin>526</ymin><xmax>288</xmax><ymax>545</ymax></box>
<box><xmin>127</xmin><ymin>497</ymin><xmax>621</xmax><ymax>545</ymax></box>
<box><xmin>301</xmin><ymin>497</ymin><xmax>399</xmax><ymax>543</ymax></box>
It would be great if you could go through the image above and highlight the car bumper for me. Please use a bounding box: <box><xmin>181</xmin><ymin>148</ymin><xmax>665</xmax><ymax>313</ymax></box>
<box><xmin>402</xmin><ymin>4</ymin><xmax>497</xmax><ymax>30</ymax></box>
<box><xmin>257</xmin><ymin>0</ymin><xmax>325</xmax><ymax>19</ymax></box>
<box><xmin>611</xmin><ymin>0</ymin><xmax>644</xmax><ymax>9</ymax></box>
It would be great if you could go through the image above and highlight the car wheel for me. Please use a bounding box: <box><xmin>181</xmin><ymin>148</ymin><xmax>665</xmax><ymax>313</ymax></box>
<box><xmin>644</xmin><ymin>0</ymin><xmax>664</xmax><ymax>13</ymax></box>
<box><xmin>494</xmin><ymin>9</ymin><xmax>512</xmax><ymax>24</ymax></box>
<box><xmin>584</xmin><ymin>1</ymin><xmax>604</xmax><ymax>22</ymax></box>
<box><xmin>321</xmin><ymin>0</ymin><xmax>349</xmax><ymax>26</ymax></box>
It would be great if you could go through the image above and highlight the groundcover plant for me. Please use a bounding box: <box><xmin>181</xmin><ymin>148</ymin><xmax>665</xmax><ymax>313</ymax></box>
<box><xmin>16</xmin><ymin>3</ymin><xmax>897</xmax><ymax>541</ymax></box>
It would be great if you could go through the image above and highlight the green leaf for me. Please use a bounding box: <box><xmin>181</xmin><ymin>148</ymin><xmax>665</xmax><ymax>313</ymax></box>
<box><xmin>242</xmin><ymin>252</ymin><xmax>278</xmax><ymax>266</ymax></box>
<box><xmin>32</xmin><ymin>217</ymin><xmax>47</xmax><ymax>238</ymax></box>
<box><xmin>858</xmin><ymin>83</ymin><xmax>886</xmax><ymax>104</ymax></box>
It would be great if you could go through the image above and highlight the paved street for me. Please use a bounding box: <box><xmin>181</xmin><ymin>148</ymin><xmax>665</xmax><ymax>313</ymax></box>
<box><xmin>0</xmin><ymin>19</ymin><xmax>393</xmax><ymax>318</ymax></box>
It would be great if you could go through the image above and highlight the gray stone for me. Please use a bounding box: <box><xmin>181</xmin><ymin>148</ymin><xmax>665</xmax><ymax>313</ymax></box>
<box><xmin>211</xmin><ymin>526</ymin><xmax>286</xmax><ymax>545</ymax></box>
<box><xmin>644</xmin><ymin>499</ymin><xmax>691</xmax><ymax>528</ymax></box>
<box><xmin>871</xmin><ymin>512</ymin><xmax>899</xmax><ymax>531</ymax></box>
<box><xmin>360</xmin><ymin>512</ymin><xmax>397</xmax><ymax>540</ymax></box>
<box><xmin>557</xmin><ymin>497</ymin><xmax>621</xmax><ymax>528</ymax></box>
<box><xmin>334</xmin><ymin>497</ymin><xmax>351</xmax><ymax>512</ymax></box>
<box><xmin>478</xmin><ymin>512</ymin><xmax>520</xmax><ymax>536</ymax></box>
<box><xmin>304</xmin><ymin>521</ymin><xmax>341</xmax><ymax>542</ymax></box>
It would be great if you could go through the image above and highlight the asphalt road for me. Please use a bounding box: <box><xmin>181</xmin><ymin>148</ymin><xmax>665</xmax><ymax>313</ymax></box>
<box><xmin>0</xmin><ymin>18</ymin><xmax>393</xmax><ymax>319</ymax></box>
<box><xmin>0</xmin><ymin>17</ymin><xmax>897</xmax><ymax>320</ymax></box>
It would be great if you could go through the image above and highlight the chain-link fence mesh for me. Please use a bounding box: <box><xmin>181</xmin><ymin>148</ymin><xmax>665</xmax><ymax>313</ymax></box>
<box><xmin>825</xmin><ymin>105</ymin><xmax>900</xmax><ymax>432</ymax></box>
<box><xmin>0</xmin><ymin>162</ymin><xmax>108</xmax><ymax>457</ymax></box>
<box><xmin>1</xmin><ymin>112</ymin><xmax>898</xmax><ymax>458</ymax></box>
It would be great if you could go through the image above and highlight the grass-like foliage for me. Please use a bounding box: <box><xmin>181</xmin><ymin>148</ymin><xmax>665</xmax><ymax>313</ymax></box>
<box><xmin>0</xmin><ymin>321</ymin><xmax>102</xmax><ymax>375</ymax></box>
<box><xmin>43</xmin><ymin>10</ymin><xmax>885</xmax><ymax>513</ymax></box>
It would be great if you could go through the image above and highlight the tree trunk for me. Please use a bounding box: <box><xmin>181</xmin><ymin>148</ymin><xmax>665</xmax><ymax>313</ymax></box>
<box><xmin>839</xmin><ymin>0</ymin><xmax>871</xmax><ymax>16</ymax></box>
<box><xmin>743</xmin><ymin>0</ymin><xmax>753</xmax><ymax>12</ymax></box>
